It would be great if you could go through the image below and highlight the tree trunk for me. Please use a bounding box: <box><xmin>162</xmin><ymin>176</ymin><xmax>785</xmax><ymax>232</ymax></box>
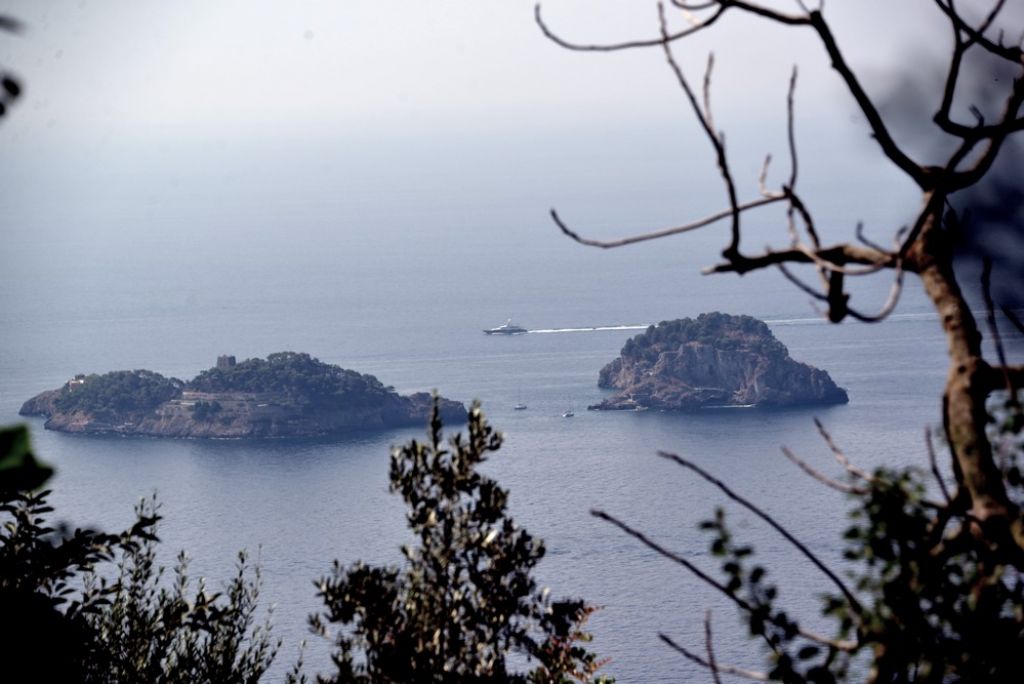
<box><xmin>909</xmin><ymin>200</ymin><xmax>1023</xmax><ymax>551</ymax></box>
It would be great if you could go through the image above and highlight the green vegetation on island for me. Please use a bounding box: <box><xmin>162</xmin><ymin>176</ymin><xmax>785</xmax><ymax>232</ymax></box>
<box><xmin>622</xmin><ymin>313</ymin><xmax>788</xmax><ymax>362</ymax></box>
<box><xmin>53</xmin><ymin>370</ymin><xmax>184</xmax><ymax>418</ymax></box>
<box><xmin>20</xmin><ymin>353</ymin><xmax>465</xmax><ymax>438</ymax></box>
<box><xmin>189</xmin><ymin>351</ymin><xmax>395</xmax><ymax>409</ymax></box>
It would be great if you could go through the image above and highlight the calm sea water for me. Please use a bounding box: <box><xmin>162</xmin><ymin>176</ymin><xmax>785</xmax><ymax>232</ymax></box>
<box><xmin>2</xmin><ymin>175</ymin><xmax>1018</xmax><ymax>681</ymax></box>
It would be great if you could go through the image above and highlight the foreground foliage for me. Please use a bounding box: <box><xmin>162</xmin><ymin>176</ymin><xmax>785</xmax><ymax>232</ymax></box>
<box><xmin>308</xmin><ymin>401</ymin><xmax>610</xmax><ymax>683</ymax></box>
<box><xmin>0</xmin><ymin>426</ymin><xmax>278</xmax><ymax>683</ymax></box>
<box><xmin>703</xmin><ymin>402</ymin><xmax>1024</xmax><ymax>683</ymax></box>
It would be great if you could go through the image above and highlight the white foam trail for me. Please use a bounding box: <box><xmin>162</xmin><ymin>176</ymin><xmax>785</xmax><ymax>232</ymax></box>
<box><xmin>528</xmin><ymin>325</ymin><xmax>650</xmax><ymax>334</ymax></box>
<box><xmin>526</xmin><ymin>311</ymin><xmax>955</xmax><ymax>334</ymax></box>
<box><xmin>764</xmin><ymin>312</ymin><xmax>939</xmax><ymax>326</ymax></box>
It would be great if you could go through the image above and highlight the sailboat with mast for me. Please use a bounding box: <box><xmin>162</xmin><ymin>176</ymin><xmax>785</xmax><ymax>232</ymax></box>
<box><xmin>514</xmin><ymin>387</ymin><xmax>527</xmax><ymax>411</ymax></box>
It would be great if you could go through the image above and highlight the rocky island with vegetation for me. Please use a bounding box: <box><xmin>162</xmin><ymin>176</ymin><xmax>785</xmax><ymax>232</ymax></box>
<box><xmin>20</xmin><ymin>352</ymin><xmax>466</xmax><ymax>438</ymax></box>
<box><xmin>590</xmin><ymin>312</ymin><xmax>849</xmax><ymax>411</ymax></box>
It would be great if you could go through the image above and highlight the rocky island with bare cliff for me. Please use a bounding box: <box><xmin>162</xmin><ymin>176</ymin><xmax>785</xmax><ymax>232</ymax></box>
<box><xmin>20</xmin><ymin>352</ymin><xmax>466</xmax><ymax>438</ymax></box>
<box><xmin>589</xmin><ymin>313</ymin><xmax>848</xmax><ymax>411</ymax></box>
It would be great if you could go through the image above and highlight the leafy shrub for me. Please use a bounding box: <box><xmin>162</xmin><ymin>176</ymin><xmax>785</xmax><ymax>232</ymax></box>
<box><xmin>307</xmin><ymin>400</ymin><xmax>611</xmax><ymax>683</ymax></box>
<box><xmin>0</xmin><ymin>424</ymin><xmax>279</xmax><ymax>683</ymax></box>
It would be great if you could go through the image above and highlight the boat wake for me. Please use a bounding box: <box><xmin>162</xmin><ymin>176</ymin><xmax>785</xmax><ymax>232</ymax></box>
<box><xmin>527</xmin><ymin>325</ymin><xmax>649</xmax><ymax>334</ymax></box>
<box><xmin>528</xmin><ymin>311</ymin><xmax>962</xmax><ymax>334</ymax></box>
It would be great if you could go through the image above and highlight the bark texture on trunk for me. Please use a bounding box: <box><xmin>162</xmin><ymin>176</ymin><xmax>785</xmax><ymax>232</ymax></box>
<box><xmin>910</xmin><ymin>202</ymin><xmax>1023</xmax><ymax>550</ymax></box>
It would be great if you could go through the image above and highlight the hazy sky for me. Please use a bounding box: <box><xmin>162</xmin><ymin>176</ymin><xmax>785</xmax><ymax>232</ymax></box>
<box><xmin>0</xmin><ymin>1</ymin><xmax>964</xmax><ymax>138</ymax></box>
<box><xmin>0</xmin><ymin>1</ymin><xmax>1014</xmax><ymax>253</ymax></box>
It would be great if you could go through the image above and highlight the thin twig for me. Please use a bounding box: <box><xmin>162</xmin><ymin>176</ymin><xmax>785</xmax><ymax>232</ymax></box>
<box><xmin>591</xmin><ymin>509</ymin><xmax>754</xmax><ymax>612</ymax></box>
<box><xmin>550</xmin><ymin>195</ymin><xmax>783</xmax><ymax>249</ymax></box>
<box><xmin>534</xmin><ymin>3</ymin><xmax>725</xmax><ymax>52</ymax></box>
<box><xmin>845</xmin><ymin>260</ymin><xmax>905</xmax><ymax>323</ymax></box>
<box><xmin>781</xmin><ymin>446</ymin><xmax>867</xmax><ymax>495</ymax></box>
<box><xmin>814</xmin><ymin>418</ymin><xmax>875</xmax><ymax>483</ymax></box>
<box><xmin>776</xmin><ymin>263</ymin><xmax>828</xmax><ymax>302</ymax></box>
<box><xmin>855</xmin><ymin>222</ymin><xmax>887</xmax><ymax>253</ymax></box>
<box><xmin>932</xmin><ymin>0</ymin><xmax>1021</xmax><ymax>62</ymax></box>
<box><xmin>593</xmin><ymin>508</ymin><xmax>858</xmax><ymax>653</ymax></box>
<box><xmin>671</xmin><ymin>0</ymin><xmax>719</xmax><ymax>10</ymax></box>
<box><xmin>656</xmin><ymin>3</ymin><xmax>743</xmax><ymax>261</ymax></box>
<box><xmin>657</xmin><ymin>450</ymin><xmax>864</xmax><ymax>616</ymax></box>
<box><xmin>703</xmin><ymin>53</ymin><xmax>717</xmax><ymax>133</ymax></box>
<box><xmin>660</xmin><ymin>633</ymin><xmax>769</xmax><ymax>681</ymax></box>
<box><xmin>807</xmin><ymin>11</ymin><xmax>929</xmax><ymax>189</ymax></box>
<box><xmin>757</xmin><ymin>154</ymin><xmax>776</xmax><ymax>197</ymax></box>
<box><xmin>786</xmin><ymin>66</ymin><xmax>800</xmax><ymax>194</ymax></box>
<box><xmin>705</xmin><ymin>611</ymin><xmax>724</xmax><ymax>684</ymax></box>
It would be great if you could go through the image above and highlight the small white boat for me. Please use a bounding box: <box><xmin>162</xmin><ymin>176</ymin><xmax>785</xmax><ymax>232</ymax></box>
<box><xmin>562</xmin><ymin>408</ymin><xmax>575</xmax><ymax>418</ymax></box>
<box><xmin>514</xmin><ymin>403</ymin><xmax>528</xmax><ymax>411</ymax></box>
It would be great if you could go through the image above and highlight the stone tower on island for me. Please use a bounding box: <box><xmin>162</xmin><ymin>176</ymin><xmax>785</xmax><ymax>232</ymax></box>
<box><xmin>217</xmin><ymin>355</ymin><xmax>237</xmax><ymax>370</ymax></box>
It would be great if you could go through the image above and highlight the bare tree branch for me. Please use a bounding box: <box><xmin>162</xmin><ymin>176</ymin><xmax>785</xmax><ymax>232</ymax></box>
<box><xmin>932</xmin><ymin>0</ymin><xmax>1023</xmax><ymax>63</ymax></box>
<box><xmin>781</xmin><ymin>446</ymin><xmax>868</xmax><ymax>495</ymax></box>
<box><xmin>591</xmin><ymin>508</ymin><xmax>757</xmax><ymax>613</ymax></box>
<box><xmin>805</xmin><ymin>11</ymin><xmax>931</xmax><ymax>188</ymax></box>
<box><xmin>550</xmin><ymin>196</ymin><xmax>784</xmax><ymax>249</ymax></box>
<box><xmin>704</xmin><ymin>243</ymin><xmax>898</xmax><ymax>276</ymax></box>
<box><xmin>776</xmin><ymin>262</ymin><xmax>828</xmax><ymax>302</ymax></box>
<box><xmin>594</xmin><ymin>506</ymin><xmax>862</xmax><ymax>652</ymax></box>
<box><xmin>786</xmin><ymin>66</ymin><xmax>800</xmax><ymax>195</ymax></box>
<box><xmin>813</xmin><ymin>418</ymin><xmax>875</xmax><ymax>483</ymax></box>
<box><xmin>656</xmin><ymin>3</ymin><xmax>743</xmax><ymax>259</ymax></box>
<box><xmin>717</xmin><ymin>0</ymin><xmax>811</xmax><ymax>26</ymax></box>
<box><xmin>534</xmin><ymin>3</ymin><xmax>725</xmax><ymax>53</ymax></box>
<box><xmin>543</xmin><ymin>0</ymin><xmax>1024</xmax><ymax>562</ymax></box>
<box><xmin>844</xmin><ymin>261</ymin><xmax>906</xmax><ymax>323</ymax></box>
<box><xmin>945</xmin><ymin>76</ymin><xmax>1024</xmax><ymax>190</ymax></box>
<box><xmin>705</xmin><ymin>611</ymin><xmax>724</xmax><ymax>684</ymax></box>
<box><xmin>660</xmin><ymin>633</ymin><xmax>770</xmax><ymax>681</ymax></box>
<box><xmin>933</xmin><ymin>1</ymin><xmax>1021</xmax><ymax>139</ymax></box>
<box><xmin>855</xmin><ymin>222</ymin><xmax>889</xmax><ymax>253</ymax></box>
<box><xmin>657</xmin><ymin>450</ymin><xmax>864</xmax><ymax>616</ymax></box>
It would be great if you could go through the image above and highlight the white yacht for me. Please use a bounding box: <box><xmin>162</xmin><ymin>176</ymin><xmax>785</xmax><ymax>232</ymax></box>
<box><xmin>483</xmin><ymin>319</ymin><xmax>528</xmax><ymax>335</ymax></box>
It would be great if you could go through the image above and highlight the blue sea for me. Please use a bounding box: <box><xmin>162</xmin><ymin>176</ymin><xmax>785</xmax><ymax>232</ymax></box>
<box><xmin>2</xmin><ymin>141</ymin><xmax>1019</xmax><ymax>681</ymax></box>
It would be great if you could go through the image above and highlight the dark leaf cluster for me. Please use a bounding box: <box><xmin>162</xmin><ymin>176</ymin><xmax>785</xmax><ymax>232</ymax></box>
<box><xmin>0</xmin><ymin>425</ymin><xmax>278</xmax><ymax>683</ymax></box>
<box><xmin>695</xmin><ymin>403</ymin><xmax>1024</xmax><ymax>683</ymax></box>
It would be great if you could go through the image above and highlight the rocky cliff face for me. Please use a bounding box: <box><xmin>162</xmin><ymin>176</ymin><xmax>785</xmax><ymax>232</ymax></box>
<box><xmin>590</xmin><ymin>313</ymin><xmax>848</xmax><ymax>410</ymax></box>
<box><xmin>20</xmin><ymin>355</ymin><xmax>466</xmax><ymax>438</ymax></box>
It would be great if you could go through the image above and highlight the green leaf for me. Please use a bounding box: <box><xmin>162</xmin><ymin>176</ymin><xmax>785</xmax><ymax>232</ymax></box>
<box><xmin>0</xmin><ymin>424</ymin><xmax>54</xmax><ymax>493</ymax></box>
<box><xmin>798</xmin><ymin>645</ymin><xmax>820</xmax><ymax>660</ymax></box>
